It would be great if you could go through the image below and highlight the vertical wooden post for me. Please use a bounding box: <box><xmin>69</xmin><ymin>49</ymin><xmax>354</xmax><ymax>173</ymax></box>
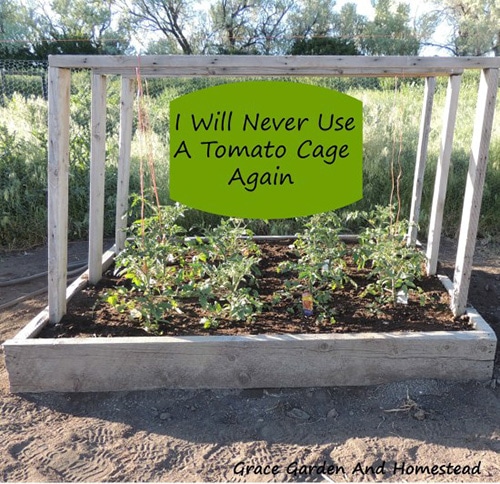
<box><xmin>452</xmin><ymin>68</ymin><xmax>499</xmax><ymax>316</ymax></box>
<box><xmin>408</xmin><ymin>77</ymin><xmax>436</xmax><ymax>246</ymax></box>
<box><xmin>115</xmin><ymin>77</ymin><xmax>135</xmax><ymax>253</ymax></box>
<box><xmin>48</xmin><ymin>66</ymin><xmax>71</xmax><ymax>324</ymax></box>
<box><xmin>426</xmin><ymin>74</ymin><xmax>462</xmax><ymax>275</ymax></box>
<box><xmin>88</xmin><ymin>73</ymin><xmax>107</xmax><ymax>284</ymax></box>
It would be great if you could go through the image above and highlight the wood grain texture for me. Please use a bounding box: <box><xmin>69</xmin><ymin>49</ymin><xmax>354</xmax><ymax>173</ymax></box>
<box><xmin>4</xmin><ymin>328</ymin><xmax>495</xmax><ymax>392</ymax></box>
<box><xmin>115</xmin><ymin>78</ymin><xmax>135</xmax><ymax>252</ymax></box>
<box><xmin>48</xmin><ymin>67</ymin><xmax>71</xmax><ymax>324</ymax></box>
<box><xmin>88</xmin><ymin>74</ymin><xmax>107</xmax><ymax>285</ymax></box>
<box><xmin>452</xmin><ymin>68</ymin><xmax>499</xmax><ymax>316</ymax></box>
<box><xmin>408</xmin><ymin>77</ymin><xmax>436</xmax><ymax>246</ymax></box>
<box><xmin>48</xmin><ymin>55</ymin><xmax>500</xmax><ymax>77</ymax></box>
<box><xmin>426</xmin><ymin>74</ymin><xmax>462</xmax><ymax>275</ymax></box>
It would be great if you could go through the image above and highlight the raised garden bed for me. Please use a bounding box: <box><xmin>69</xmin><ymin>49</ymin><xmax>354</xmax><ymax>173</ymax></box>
<box><xmin>3</xmin><ymin>235</ymin><xmax>496</xmax><ymax>393</ymax></box>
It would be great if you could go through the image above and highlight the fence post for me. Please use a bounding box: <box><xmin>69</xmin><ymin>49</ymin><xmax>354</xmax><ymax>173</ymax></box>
<box><xmin>0</xmin><ymin>68</ymin><xmax>6</xmax><ymax>106</ymax></box>
<box><xmin>408</xmin><ymin>76</ymin><xmax>436</xmax><ymax>246</ymax></box>
<box><xmin>41</xmin><ymin>71</ymin><xmax>48</xmax><ymax>100</ymax></box>
<box><xmin>452</xmin><ymin>68</ymin><xmax>499</xmax><ymax>316</ymax></box>
<box><xmin>426</xmin><ymin>74</ymin><xmax>462</xmax><ymax>275</ymax></box>
<box><xmin>48</xmin><ymin>66</ymin><xmax>71</xmax><ymax>324</ymax></box>
<box><xmin>115</xmin><ymin>77</ymin><xmax>135</xmax><ymax>252</ymax></box>
<box><xmin>88</xmin><ymin>73</ymin><xmax>108</xmax><ymax>284</ymax></box>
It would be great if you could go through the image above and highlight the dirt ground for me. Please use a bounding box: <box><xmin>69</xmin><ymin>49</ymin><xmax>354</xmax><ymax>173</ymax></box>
<box><xmin>1</xmin><ymin>238</ymin><xmax>499</xmax><ymax>482</ymax></box>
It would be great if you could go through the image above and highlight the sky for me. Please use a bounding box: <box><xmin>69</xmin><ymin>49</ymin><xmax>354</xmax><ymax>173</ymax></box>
<box><xmin>243</xmin><ymin>0</ymin><xmax>449</xmax><ymax>56</ymax></box>
<box><xmin>132</xmin><ymin>0</ymin><xmax>452</xmax><ymax>56</ymax></box>
<box><xmin>335</xmin><ymin>0</ymin><xmax>451</xmax><ymax>55</ymax></box>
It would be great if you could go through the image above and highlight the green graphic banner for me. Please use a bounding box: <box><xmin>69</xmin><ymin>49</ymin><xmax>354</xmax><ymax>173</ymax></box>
<box><xmin>170</xmin><ymin>81</ymin><xmax>362</xmax><ymax>219</ymax></box>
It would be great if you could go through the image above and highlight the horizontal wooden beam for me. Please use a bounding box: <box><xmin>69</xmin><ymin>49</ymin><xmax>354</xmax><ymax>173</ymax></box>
<box><xmin>48</xmin><ymin>55</ymin><xmax>500</xmax><ymax>77</ymax></box>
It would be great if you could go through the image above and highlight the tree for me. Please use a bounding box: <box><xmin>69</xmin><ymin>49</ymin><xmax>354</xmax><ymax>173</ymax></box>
<box><xmin>288</xmin><ymin>0</ymin><xmax>336</xmax><ymax>40</ymax></box>
<box><xmin>121</xmin><ymin>0</ymin><xmax>201</xmax><ymax>54</ymax></box>
<box><xmin>288</xmin><ymin>0</ymin><xmax>364</xmax><ymax>55</ymax></box>
<box><xmin>114</xmin><ymin>0</ymin><xmax>434</xmax><ymax>56</ymax></box>
<box><xmin>208</xmin><ymin>0</ymin><xmax>259</xmax><ymax>54</ymax></box>
<box><xmin>28</xmin><ymin>0</ymin><xmax>131</xmax><ymax>57</ymax></box>
<box><xmin>123</xmin><ymin>0</ymin><xmax>343</xmax><ymax>55</ymax></box>
<box><xmin>207</xmin><ymin>0</ymin><xmax>296</xmax><ymax>55</ymax></box>
<box><xmin>254</xmin><ymin>0</ymin><xmax>295</xmax><ymax>54</ymax></box>
<box><xmin>290</xmin><ymin>36</ymin><xmax>360</xmax><ymax>55</ymax></box>
<box><xmin>0</xmin><ymin>1</ymin><xmax>34</xmax><ymax>58</ymax></box>
<box><xmin>331</xmin><ymin>2</ymin><xmax>367</xmax><ymax>50</ymax></box>
<box><xmin>425</xmin><ymin>0</ymin><xmax>500</xmax><ymax>56</ymax></box>
<box><xmin>361</xmin><ymin>0</ymin><xmax>420</xmax><ymax>55</ymax></box>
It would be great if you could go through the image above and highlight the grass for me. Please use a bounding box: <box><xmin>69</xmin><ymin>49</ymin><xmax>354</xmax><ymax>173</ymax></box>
<box><xmin>1</xmin><ymin>71</ymin><xmax>499</xmax><ymax>250</ymax></box>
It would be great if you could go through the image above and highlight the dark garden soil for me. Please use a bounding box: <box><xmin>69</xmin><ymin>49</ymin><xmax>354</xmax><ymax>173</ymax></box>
<box><xmin>39</xmin><ymin>239</ymin><xmax>472</xmax><ymax>339</ymax></box>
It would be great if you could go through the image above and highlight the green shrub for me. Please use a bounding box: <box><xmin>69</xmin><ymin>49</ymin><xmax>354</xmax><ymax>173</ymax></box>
<box><xmin>0</xmin><ymin>125</ymin><xmax>47</xmax><ymax>249</ymax></box>
<box><xmin>353</xmin><ymin>206</ymin><xmax>426</xmax><ymax>307</ymax></box>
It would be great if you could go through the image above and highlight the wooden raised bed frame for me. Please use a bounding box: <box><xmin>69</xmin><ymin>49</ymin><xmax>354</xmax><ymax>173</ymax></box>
<box><xmin>3</xmin><ymin>251</ymin><xmax>497</xmax><ymax>392</ymax></box>
<box><xmin>3</xmin><ymin>56</ymin><xmax>499</xmax><ymax>392</ymax></box>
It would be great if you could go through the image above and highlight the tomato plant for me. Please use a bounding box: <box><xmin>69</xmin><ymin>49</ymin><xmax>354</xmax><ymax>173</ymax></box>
<box><xmin>278</xmin><ymin>211</ymin><xmax>356</xmax><ymax>323</ymax></box>
<box><xmin>354</xmin><ymin>206</ymin><xmax>426</xmax><ymax>307</ymax></box>
<box><xmin>105</xmin><ymin>203</ymin><xmax>427</xmax><ymax>334</ymax></box>
<box><xmin>105</xmin><ymin>205</ymin><xmax>262</xmax><ymax>333</ymax></box>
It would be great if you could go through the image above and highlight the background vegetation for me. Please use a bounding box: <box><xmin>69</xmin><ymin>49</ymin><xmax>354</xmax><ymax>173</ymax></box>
<box><xmin>1</xmin><ymin>69</ymin><xmax>499</xmax><ymax>250</ymax></box>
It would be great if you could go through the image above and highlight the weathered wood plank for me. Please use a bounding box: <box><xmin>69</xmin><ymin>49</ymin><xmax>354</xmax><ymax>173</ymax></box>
<box><xmin>13</xmin><ymin>309</ymin><xmax>50</xmax><ymax>342</ymax></box>
<box><xmin>115</xmin><ymin>78</ymin><xmax>135</xmax><ymax>252</ymax></box>
<box><xmin>452</xmin><ymin>68</ymin><xmax>499</xmax><ymax>316</ymax></box>
<box><xmin>4</xmin><ymin>327</ymin><xmax>495</xmax><ymax>392</ymax></box>
<box><xmin>88</xmin><ymin>74</ymin><xmax>107</xmax><ymax>285</ymax></box>
<box><xmin>426</xmin><ymin>74</ymin><xmax>462</xmax><ymax>275</ymax></box>
<box><xmin>48</xmin><ymin>67</ymin><xmax>71</xmax><ymax>324</ymax></box>
<box><xmin>12</xmin><ymin>247</ymin><xmax>116</xmax><ymax>341</ymax></box>
<box><xmin>46</xmin><ymin>55</ymin><xmax>500</xmax><ymax>77</ymax></box>
<box><xmin>438</xmin><ymin>274</ymin><xmax>497</xmax><ymax>337</ymax></box>
<box><xmin>408</xmin><ymin>77</ymin><xmax>436</xmax><ymax>246</ymax></box>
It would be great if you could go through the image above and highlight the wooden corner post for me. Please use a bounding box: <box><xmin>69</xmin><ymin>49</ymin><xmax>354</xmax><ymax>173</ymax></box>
<box><xmin>48</xmin><ymin>66</ymin><xmax>71</xmax><ymax>324</ymax></box>
<box><xmin>452</xmin><ymin>68</ymin><xmax>499</xmax><ymax>316</ymax></box>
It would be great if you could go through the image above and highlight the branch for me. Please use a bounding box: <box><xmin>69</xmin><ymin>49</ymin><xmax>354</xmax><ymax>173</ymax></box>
<box><xmin>421</xmin><ymin>40</ymin><xmax>458</xmax><ymax>56</ymax></box>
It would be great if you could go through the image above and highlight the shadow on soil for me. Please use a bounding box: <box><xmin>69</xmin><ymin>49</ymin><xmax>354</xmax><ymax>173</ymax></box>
<box><xmin>18</xmin><ymin>376</ymin><xmax>500</xmax><ymax>452</ymax></box>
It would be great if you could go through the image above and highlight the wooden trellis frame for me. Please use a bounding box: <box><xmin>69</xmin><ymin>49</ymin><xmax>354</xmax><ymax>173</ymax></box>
<box><xmin>47</xmin><ymin>55</ymin><xmax>499</xmax><ymax>324</ymax></box>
